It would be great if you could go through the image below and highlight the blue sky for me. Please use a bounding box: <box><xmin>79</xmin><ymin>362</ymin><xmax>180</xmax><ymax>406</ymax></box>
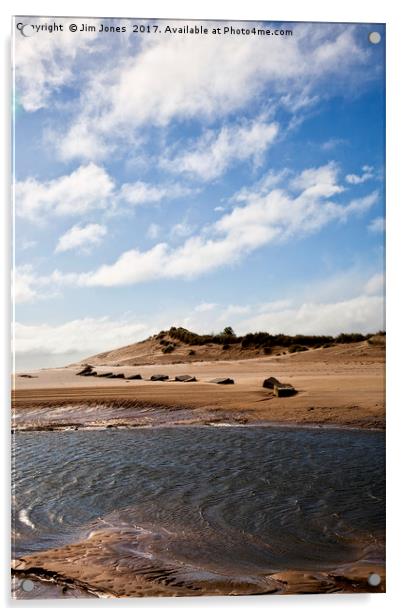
<box><xmin>13</xmin><ymin>18</ymin><xmax>385</xmax><ymax>369</ymax></box>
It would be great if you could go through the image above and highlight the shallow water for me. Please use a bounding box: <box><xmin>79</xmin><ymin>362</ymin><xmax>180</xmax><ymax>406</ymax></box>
<box><xmin>12</xmin><ymin>426</ymin><xmax>385</xmax><ymax>576</ymax></box>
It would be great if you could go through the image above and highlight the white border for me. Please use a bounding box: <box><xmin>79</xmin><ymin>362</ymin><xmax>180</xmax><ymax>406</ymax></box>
<box><xmin>2</xmin><ymin>1</ymin><xmax>401</xmax><ymax>614</ymax></box>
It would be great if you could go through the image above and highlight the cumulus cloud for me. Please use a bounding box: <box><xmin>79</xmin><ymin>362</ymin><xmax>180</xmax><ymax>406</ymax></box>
<box><xmin>55</xmin><ymin>121</ymin><xmax>110</xmax><ymax>162</ymax></box>
<box><xmin>13</xmin><ymin>266</ymin><xmax>39</xmax><ymax>304</ymax></box>
<box><xmin>53</xmin><ymin>23</ymin><xmax>370</xmax><ymax>161</ymax></box>
<box><xmin>78</xmin><ymin>174</ymin><xmax>376</xmax><ymax>287</ymax></box>
<box><xmin>12</xmin><ymin>266</ymin><xmax>60</xmax><ymax>304</ymax></box>
<box><xmin>15</xmin><ymin>164</ymin><xmax>193</xmax><ymax>222</ymax></box>
<box><xmin>14</xmin><ymin>17</ymin><xmax>101</xmax><ymax>112</ymax></box>
<box><xmin>55</xmin><ymin>223</ymin><xmax>107</xmax><ymax>253</ymax></box>
<box><xmin>16</xmin><ymin>163</ymin><xmax>115</xmax><ymax>221</ymax></box>
<box><xmin>16</xmin><ymin>163</ymin><xmax>378</xmax><ymax>296</ymax></box>
<box><xmin>345</xmin><ymin>165</ymin><xmax>374</xmax><ymax>185</ymax></box>
<box><xmin>161</xmin><ymin>119</ymin><xmax>279</xmax><ymax>181</ymax></box>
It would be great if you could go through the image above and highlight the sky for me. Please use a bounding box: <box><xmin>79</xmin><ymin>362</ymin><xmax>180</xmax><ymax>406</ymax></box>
<box><xmin>13</xmin><ymin>17</ymin><xmax>385</xmax><ymax>369</ymax></box>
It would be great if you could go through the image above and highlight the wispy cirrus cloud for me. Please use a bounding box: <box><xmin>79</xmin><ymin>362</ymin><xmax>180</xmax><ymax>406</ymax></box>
<box><xmin>368</xmin><ymin>216</ymin><xmax>385</xmax><ymax>233</ymax></box>
<box><xmin>161</xmin><ymin>119</ymin><xmax>279</xmax><ymax>181</ymax></box>
<box><xmin>118</xmin><ymin>181</ymin><xmax>194</xmax><ymax>206</ymax></box>
<box><xmin>321</xmin><ymin>137</ymin><xmax>348</xmax><ymax>151</ymax></box>
<box><xmin>345</xmin><ymin>165</ymin><xmax>374</xmax><ymax>185</ymax></box>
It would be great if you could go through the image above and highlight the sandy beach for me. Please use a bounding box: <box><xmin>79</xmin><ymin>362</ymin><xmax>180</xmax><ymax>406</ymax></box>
<box><xmin>12</xmin><ymin>340</ymin><xmax>385</xmax><ymax>430</ymax></box>
<box><xmin>12</xmin><ymin>338</ymin><xmax>385</xmax><ymax>598</ymax></box>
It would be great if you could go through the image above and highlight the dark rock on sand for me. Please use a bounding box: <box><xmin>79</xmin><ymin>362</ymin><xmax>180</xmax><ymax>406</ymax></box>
<box><xmin>274</xmin><ymin>384</ymin><xmax>297</xmax><ymax>397</ymax></box>
<box><xmin>76</xmin><ymin>365</ymin><xmax>94</xmax><ymax>376</ymax></box>
<box><xmin>127</xmin><ymin>374</ymin><xmax>142</xmax><ymax>380</ymax></box>
<box><xmin>210</xmin><ymin>377</ymin><xmax>235</xmax><ymax>385</ymax></box>
<box><xmin>97</xmin><ymin>372</ymin><xmax>113</xmax><ymax>378</ymax></box>
<box><xmin>18</xmin><ymin>374</ymin><xmax>38</xmax><ymax>378</ymax></box>
<box><xmin>262</xmin><ymin>376</ymin><xmax>281</xmax><ymax>389</ymax></box>
<box><xmin>108</xmin><ymin>373</ymin><xmax>125</xmax><ymax>379</ymax></box>
<box><xmin>175</xmin><ymin>375</ymin><xmax>197</xmax><ymax>382</ymax></box>
<box><xmin>150</xmin><ymin>374</ymin><xmax>169</xmax><ymax>381</ymax></box>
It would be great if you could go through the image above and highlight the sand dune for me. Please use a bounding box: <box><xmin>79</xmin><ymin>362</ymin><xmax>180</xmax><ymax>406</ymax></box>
<box><xmin>12</xmin><ymin>340</ymin><xmax>385</xmax><ymax>430</ymax></box>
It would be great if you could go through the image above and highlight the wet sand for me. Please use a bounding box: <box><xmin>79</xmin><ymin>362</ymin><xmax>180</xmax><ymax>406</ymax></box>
<box><xmin>12</xmin><ymin>342</ymin><xmax>385</xmax><ymax>430</ymax></box>
<box><xmin>12</xmin><ymin>533</ymin><xmax>385</xmax><ymax>597</ymax></box>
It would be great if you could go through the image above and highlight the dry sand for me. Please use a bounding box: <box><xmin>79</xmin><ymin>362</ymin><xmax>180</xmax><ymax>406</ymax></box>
<box><xmin>12</xmin><ymin>341</ymin><xmax>385</xmax><ymax>430</ymax></box>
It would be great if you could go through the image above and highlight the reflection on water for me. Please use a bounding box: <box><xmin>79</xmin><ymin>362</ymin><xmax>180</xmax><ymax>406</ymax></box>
<box><xmin>12</xmin><ymin>426</ymin><xmax>385</xmax><ymax>575</ymax></box>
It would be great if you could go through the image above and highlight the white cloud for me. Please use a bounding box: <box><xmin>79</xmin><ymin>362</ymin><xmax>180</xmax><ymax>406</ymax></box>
<box><xmin>55</xmin><ymin>121</ymin><xmax>110</xmax><ymax>162</ymax></box>
<box><xmin>290</xmin><ymin>161</ymin><xmax>344</xmax><ymax>198</ymax></box>
<box><xmin>118</xmin><ymin>181</ymin><xmax>193</xmax><ymax>206</ymax></box>
<box><xmin>16</xmin><ymin>165</ymin><xmax>193</xmax><ymax>222</ymax></box>
<box><xmin>218</xmin><ymin>304</ymin><xmax>252</xmax><ymax>322</ymax></box>
<box><xmin>14</xmin><ymin>317</ymin><xmax>150</xmax><ymax>357</ymax></box>
<box><xmin>54</xmin><ymin>23</ymin><xmax>370</xmax><ymax>161</ymax></box>
<box><xmin>161</xmin><ymin>119</ymin><xmax>279</xmax><ymax>181</ymax></box>
<box><xmin>12</xmin><ymin>265</ymin><xmax>61</xmax><ymax>304</ymax></box>
<box><xmin>187</xmin><ymin>271</ymin><xmax>384</xmax><ymax>336</ymax></box>
<box><xmin>365</xmin><ymin>272</ymin><xmax>385</xmax><ymax>295</ymax></box>
<box><xmin>240</xmin><ymin>295</ymin><xmax>384</xmax><ymax>336</ymax></box>
<box><xmin>170</xmin><ymin>221</ymin><xmax>194</xmax><ymax>239</ymax></box>
<box><xmin>368</xmin><ymin>216</ymin><xmax>385</xmax><ymax>233</ymax></box>
<box><xmin>321</xmin><ymin>137</ymin><xmax>348</xmax><ymax>151</ymax></box>
<box><xmin>16</xmin><ymin>163</ymin><xmax>115</xmax><ymax>221</ymax></box>
<box><xmin>13</xmin><ymin>266</ymin><xmax>38</xmax><ymax>304</ymax></box>
<box><xmin>345</xmin><ymin>165</ymin><xmax>374</xmax><ymax>185</ymax></box>
<box><xmin>14</xmin><ymin>18</ymin><xmax>101</xmax><ymax>112</ymax></box>
<box><xmin>18</xmin><ymin>163</ymin><xmax>377</xmax><ymax>296</ymax></box>
<box><xmin>55</xmin><ymin>223</ymin><xmax>107</xmax><ymax>254</ymax></box>
<box><xmin>230</xmin><ymin>169</ymin><xmax>290</xmax><ymax>205</ymax></box>
<box><xmin>14</xmin><ymin>269</ymin><xmax>385</xmax><ymax>368</ymax></box>
<box><xmin>20</xmin><ymin>239</ymin><xmax>37</xmax><ymax>251</ymax></box>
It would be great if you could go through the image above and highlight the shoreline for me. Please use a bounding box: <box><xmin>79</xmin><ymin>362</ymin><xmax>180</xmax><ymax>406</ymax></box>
<box><xmin>12</xmin><ymin>415</ymin><xmax>385</xmax><ymax>433</ymax></box>
<box><xmin>12</xmin><ymin>342</ymin><xmax>386</xmax><ymax>431</ymax></box>
<box><xmin>12</xmin><ymin>389</ymin><xmax>385</xmax><ymax>431</ymax></box>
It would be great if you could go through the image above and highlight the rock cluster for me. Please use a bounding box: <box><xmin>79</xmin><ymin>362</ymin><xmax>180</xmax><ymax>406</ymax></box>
<box><xmin>263</xmin><ymin>376</ymin><xmax>296</xmax><ymax>396</ymax></box>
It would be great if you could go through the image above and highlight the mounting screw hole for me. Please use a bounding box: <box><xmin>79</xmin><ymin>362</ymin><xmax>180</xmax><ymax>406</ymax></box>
<box><xmin>368</xmin><ymin>32</ymin><xmax>381</xmax><ymax>45</ymax></box>
<box><xmin>21</xmin><ymin>579</ymin><xmax>34</xmax><ymax>592</ymax></box>
<box><xmin>368</xmin><ymin>573</ymin><xmax>381</xmax><ymax>586</ymax></box>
